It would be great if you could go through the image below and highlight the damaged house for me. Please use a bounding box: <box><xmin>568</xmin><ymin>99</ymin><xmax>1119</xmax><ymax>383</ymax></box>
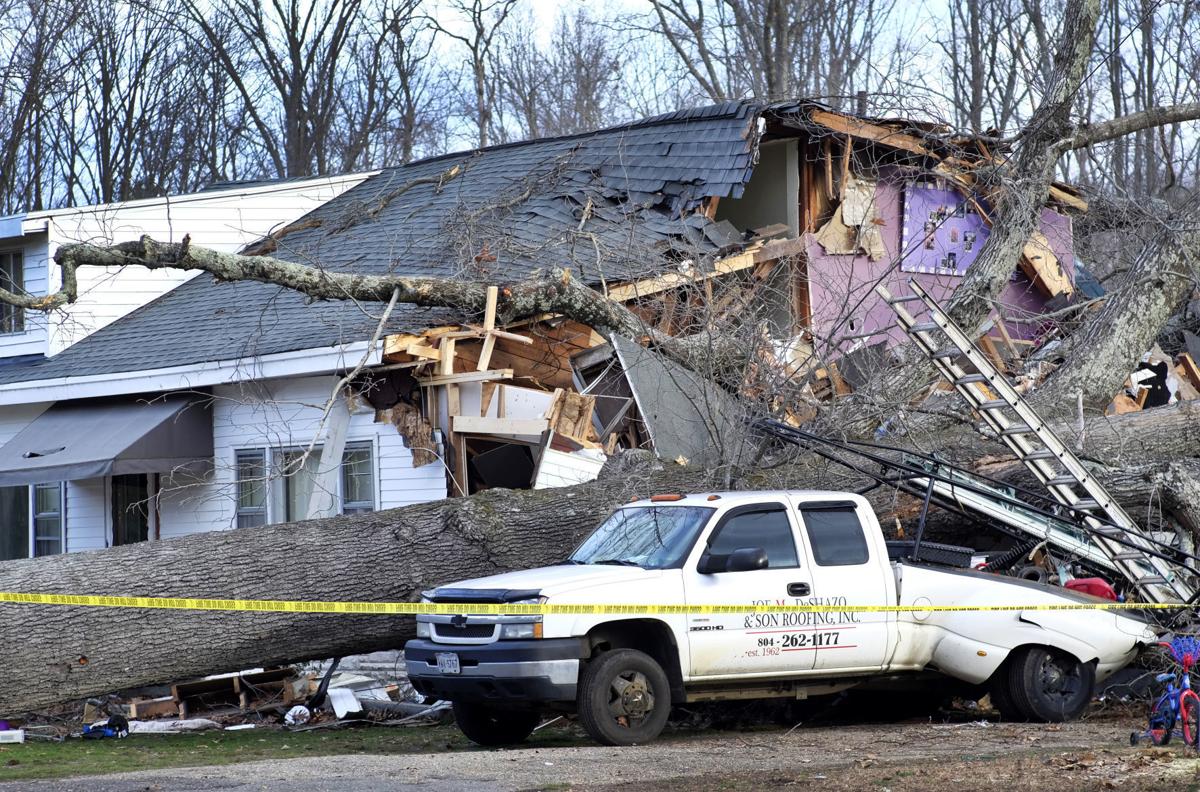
<box><xmin>0</xmin><ymin>100</ymin><xmax>1107</xmax><ymax>557</ymax></box>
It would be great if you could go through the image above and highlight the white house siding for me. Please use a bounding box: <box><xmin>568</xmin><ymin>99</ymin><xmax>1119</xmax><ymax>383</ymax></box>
<box><xmin>155</xmin><ymin>375</ymin><xmax>446</xmax><ymax>539</ymax></box>
<box><xmin>2</xmin><ymin>173</ymin><xmax>371</xmax><ymax>357</ymax></box>
<box><xmin>65</xmin><ymin>478</ymin><xmax>108</xmax><ymax>552</ymax></box>
<box><xmin>0</xmin><ymin>232</ymin><xmax>51</xmax><ymax>358</ymax></box>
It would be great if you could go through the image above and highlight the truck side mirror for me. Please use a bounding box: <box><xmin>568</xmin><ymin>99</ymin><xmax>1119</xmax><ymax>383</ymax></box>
<box><xmin>726</xmin><ymin>547</ymin><xmax>768</xmax><ymax>572</ymax></box>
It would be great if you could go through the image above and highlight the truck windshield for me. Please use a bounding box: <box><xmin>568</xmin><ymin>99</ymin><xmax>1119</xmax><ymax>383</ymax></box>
<box><xmin>569</xmin><ymin>506</ymin><xmax>715</xmax><ymax>569</ymax></box>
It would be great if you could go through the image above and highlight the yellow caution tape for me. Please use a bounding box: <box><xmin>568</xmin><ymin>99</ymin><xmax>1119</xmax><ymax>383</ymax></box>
<box><xmin>0</xmin><ymin>591</ymin><xmax>1190</xmax><ymax>615</ymax></box>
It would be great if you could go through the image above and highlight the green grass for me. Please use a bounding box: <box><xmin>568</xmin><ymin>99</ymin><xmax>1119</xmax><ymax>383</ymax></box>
<box><xmin>0</xmin><ymin>724</ymin><xmax>484</xmax><ymax>781</ymax></box>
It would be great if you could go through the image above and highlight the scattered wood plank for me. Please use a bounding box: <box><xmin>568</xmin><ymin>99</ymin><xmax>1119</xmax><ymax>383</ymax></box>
<box><xmin>1177</xmin><ymin>353</ymin><xmax>1200</xmax><ymax>393</ymax></box>
<box><xmin>419</xmin><ymin>368</ymin><xmax>513</xmax><ymax>386</ymax></box>
<box><xmin>130</xmin><ymin>696</ymin><xmax>178</xmax><ymax>719</ymax></box>
<box><xmin>603</xmin><ymin>237</ymin><xmax>806</xmax><ymax>303</ymax></box>
<box><xmin>827</xmin><ymin>361</ymin><xmax>852</xmax><ymax>396</ymax></box>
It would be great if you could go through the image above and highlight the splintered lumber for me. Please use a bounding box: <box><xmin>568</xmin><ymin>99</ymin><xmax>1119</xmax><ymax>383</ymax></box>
<box><xmin>173</xmin><ymin>674</ymin><xmax>240</xmax><ymax>718</ymax></box>
<box><xmin>603</xmin><ymin>237</ymin><xmax>806</xmax><ymax>302</ymax></box>
<box><xmin>1178</xmin><ymin>353</ymin><xmax>1200</xmax><ymax>393</ymax></box>
<box><xmin>235</xmin><ymin>668</ymin><xmax>295</xmax><ymax>709</ymax></box>
<box><xmin>545</xmin><ymin>389</ymin><xmax>596</xmax><ymax>441</ymax></box>
<box><xmin>418</xmin><ymin>368</ymin><xmax>512</xmax><ymax>386</ymax></box>
<box><xmin>130</xmin><ymin>696</ymin><xmax>178</xmax><ymax>719</ymax></box>
<box><xmin>1021</xmin><ymin>231</ymin><xmax>1074</xmax><ymax>298</ymax></box>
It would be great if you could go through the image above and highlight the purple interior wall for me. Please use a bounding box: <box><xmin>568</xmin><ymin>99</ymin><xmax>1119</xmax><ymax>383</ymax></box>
<box><xmin>805</xmin><ymin>172</ymin><xmax>1075</xmax><ymax>357</ymax></box>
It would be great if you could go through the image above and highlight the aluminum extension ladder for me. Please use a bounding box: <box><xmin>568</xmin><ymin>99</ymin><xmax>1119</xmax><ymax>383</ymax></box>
<box><xmin>875</xmin><ymin>279</ymin><xmax>1193</xmax><ymax>604</ymax></box>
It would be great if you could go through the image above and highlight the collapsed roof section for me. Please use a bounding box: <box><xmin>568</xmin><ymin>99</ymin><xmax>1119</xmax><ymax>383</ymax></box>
<box><xmin>252</xmin><ymin>101</ymin><xmax>766</xmax><ymax>287</ymax></box>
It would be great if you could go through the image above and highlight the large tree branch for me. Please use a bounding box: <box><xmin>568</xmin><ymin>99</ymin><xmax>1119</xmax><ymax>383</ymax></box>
<box><xmin>1063</xmin><ymin>103</ymin><xmax>1200</xmax><ymax>150</ymax></box>
<box><xmin>51</xmin><ymin>236</ymin><xmax>750</xmax><ymax>372</ymax></box>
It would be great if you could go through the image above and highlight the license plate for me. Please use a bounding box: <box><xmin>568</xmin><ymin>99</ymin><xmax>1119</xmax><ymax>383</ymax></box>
<box><xmin>435</xmin><ymin>652</ymin><xmax>460</xmax><ymax>675</ymax></box>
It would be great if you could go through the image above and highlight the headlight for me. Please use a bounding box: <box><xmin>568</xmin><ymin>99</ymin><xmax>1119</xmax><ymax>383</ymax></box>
<box><xmin>416</xmin><ymin>594</ymin><xmax>433</xmax><ymax>637</ymax></box>
<box><xmin>499</xmin><ymin>595</ymin><xmax>545</xmax><ymax>639</ymax></box>
<box><xmin>499</xmin><ymin>622</ymin><xmax>539</xmax><ymax>639</ymax></box>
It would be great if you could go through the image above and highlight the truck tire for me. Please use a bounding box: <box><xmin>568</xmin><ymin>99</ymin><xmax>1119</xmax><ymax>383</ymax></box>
<box><xmin>577</xmin><ymin>648</ymin><xmax>671</xmax><ymax>746</ymax></box>
<box><xmin>988</xmin><ymin>673</ymin><xmax>1024</xmax><ymax>721</ymax></box>
<box><xmin>1005</xmin><ymin>646</ymin><xmax>1095</xmax><ymax>722</ymax></box>
<box><xmin>452</xmin><ymin>702</ymin><xmax>541</xmax><ymax>746</ymax></box>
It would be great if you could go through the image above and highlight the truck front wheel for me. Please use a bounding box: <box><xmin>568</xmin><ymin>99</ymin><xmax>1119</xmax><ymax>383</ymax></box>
<box><xmin>577</xmin><ymin>648</ymin><xmax>672</xmax><ymax>746</ymax></box>
<box><xmin>1006</xmin><ymin>646</ymin><xmax>1095</xmax><ymax>722</ymax></box>
<box><xmin>452</xmin><ymin>702</ymin><xmax>541</xmax><ymax>746</ymax></box>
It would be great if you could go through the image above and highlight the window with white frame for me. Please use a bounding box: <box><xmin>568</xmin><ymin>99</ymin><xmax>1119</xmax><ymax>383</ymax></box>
<box><xmin>33</xmin><ymin>482</ymin><xmax>64</xmax><ymax>556</ymax></box>
<box><xmin>235</xmin><ymin>450</ymin><xmax>267</xmax><ymax>528</ymax></box>
<box><xmin>234</xmin><ymin>443</ymin><xmax>375</xmax><ymax>525</ymax></box>
<box><xmin>0</xmin><ymin>251</ymin><xmax>24</xmax><ymax>334</ymax></box>
<box><xmin>0</xmin><ymin>482</ymin><xmax>64</xmax><ymax>560</ymax></box>
<box><xmin>341</xmin><ymin>443</ymin><xmax>375</xmax><ymax>515</ymax></box>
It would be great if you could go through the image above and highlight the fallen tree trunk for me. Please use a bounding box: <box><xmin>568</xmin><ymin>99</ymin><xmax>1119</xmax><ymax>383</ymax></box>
<box><xmin>2</xmin><ymin>404</ymin><xmax>1197</xmax><ymax>716</ymax></box>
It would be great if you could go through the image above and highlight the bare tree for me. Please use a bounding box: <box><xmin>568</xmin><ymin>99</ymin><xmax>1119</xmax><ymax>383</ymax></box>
<box><xmin>0</xmin><ymin>0</ymin><xmax>81</xmax><ymax>212</ymax></box>
<box><xmin>179</xmin><ymin>0</ymin><xmax>368</xmax><ymax>178</ymax></box>
<box><xmin>495</xmin><ymin>7</ymin><xmax>629</xmax><ymax>141</ymax></box>
<box><xmin>638</xmin><ymin>0</ymin><xmax>898</xmax><ymax>104</ymax></box>
<box><xmin>937</xmin><ymin>0</ymin><xmax>1037</xmax><ymax>134</ymax></box>
<box><xmin>428</xmin><ymin>0</ymin><xmax>517</xmax><ymax>149</ymax></box>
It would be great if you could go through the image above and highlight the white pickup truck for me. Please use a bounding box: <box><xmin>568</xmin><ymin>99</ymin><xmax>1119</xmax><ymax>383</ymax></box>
<box><xmin>405</xmin><ymin>491</ymin><xmax>1158</xmax><ymax>746</ymax></box>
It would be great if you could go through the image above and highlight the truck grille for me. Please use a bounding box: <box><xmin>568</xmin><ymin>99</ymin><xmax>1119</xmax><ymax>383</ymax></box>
<box><xmin>433</xmin><ymin>623</ymin><xmax>496</xmax><ymax>639</ymax></box>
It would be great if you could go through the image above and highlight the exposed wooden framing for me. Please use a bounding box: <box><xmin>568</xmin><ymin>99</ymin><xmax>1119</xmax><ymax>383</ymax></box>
<box><xmin>476</xmin><ymin>286</ymin><xmax>499</xmax><ymax>372</ymax></box>
<box><xmin>993</xmin><ymin>317</ymin><xmax>1020</xmax><ymax>359</ymax></box>
<box><xmin>490</xmin><ymin>329</ymin><xmax>535</xmax><ymax>344</ymax></box>
<box><xmin>823</xmin><ymin>136</ymin><xmax>835</xmax><ymax>201</ymax></box>
<box><xmin>419</xmin><ymin>368</ymin><xmax>513</xmax><ymax>387</ymax></box>
<box><xmin>453</xmin><ymin>434</ymin><xmax>468</xmax><ymax>497</ymax></box>
<box><xmin>1178</xmin><ymin>353</ymin><xmax>1200</xmax><ymax>392</ymax></box>
<box><xmin>438</xmin><ymin>338</ymin><xmax>456</xmax><ymax>376</ymax></box>
<box><xmin>978</xmin><ymin>335</ymin><xmax>1007</xmax><ymax>372</ymax></box>
<box><xmin>603</xmin><ymin>236</ymin><xmax>806</xmax><ymax>303</ymax></box>
<box><xmin>840</xmin><ymin>135</ymin><xmax>852</xmax><ymax>193</ymax></box>
<box><xmin>657</xmin><ymin>291</ymin><xmax>679</xmax><ymax>334</ymax></box>
<box><xmin>480</xmin><ymin>381</ymin><xmax>498</xmax><ymax>416</ymax></box>
<box><xmin>807</xmin><ymin>107</ymin><xmax>1088</xmax><ymax>212</ymax></box>
<box><xmin>701</xmin><ymin>196</ymin><xmax>720</xmax><ymax>219</ymax></box>
<box><xmin>382</xmin><ymin>326</ymin><xmax>459</xmax><ymax>360</ymax></box>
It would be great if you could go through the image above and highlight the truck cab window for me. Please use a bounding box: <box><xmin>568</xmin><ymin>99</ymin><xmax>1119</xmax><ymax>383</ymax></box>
<box><xmin>706</xmin><ymin>507</ymin><xmax>797</xmax><ymax>569</ymax></box>
<box><xmin>802</xmin><ymin>506</ymin><xmax>869</xmax><ymax>566</ymax></box>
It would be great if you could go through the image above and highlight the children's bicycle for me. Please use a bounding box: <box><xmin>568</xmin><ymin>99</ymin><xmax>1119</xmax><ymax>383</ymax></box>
<box><xmin>1130</xmin><ymin>636</ymin><xmax>1200</xmax><ymax>748</ymax></box>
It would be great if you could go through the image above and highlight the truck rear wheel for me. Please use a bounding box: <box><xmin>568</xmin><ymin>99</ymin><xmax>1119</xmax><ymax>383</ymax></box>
<box><xmin>452</xmin><ymin>702</ymin><xmax>541</xmax><ymax>746</ymax></box>
<box><xmin>577</xmin><ymin>648</ymin><xmax>671</xmax><ymax>746</ymax></box>
<box><xmin>988</xmin><ymin>673</ymin><xmax>1024</xmax><ymax>721</ymax></box>
<box><xmin>1006</xmin><ymin>646</ymin><xmax>1094</xmax><ymax>722</ymax></box>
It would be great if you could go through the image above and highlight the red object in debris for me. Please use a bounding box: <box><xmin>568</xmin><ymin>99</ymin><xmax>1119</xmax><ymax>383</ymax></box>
<box><xmin>1065</xmin><ymin>577</ymin><xmax>1118</xmax><ymax>601</ymax></box>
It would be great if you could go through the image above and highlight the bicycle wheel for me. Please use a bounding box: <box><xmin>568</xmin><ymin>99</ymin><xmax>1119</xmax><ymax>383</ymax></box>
<box><xmin>1181</xmin><ymin>691</ymin><xmax>1200</xmax><ymax>747</ymax></box>
<box><xmin>1150</xmin><ymin>695</ymin><xmax>1176</xmax><ymax>745</ymax></box>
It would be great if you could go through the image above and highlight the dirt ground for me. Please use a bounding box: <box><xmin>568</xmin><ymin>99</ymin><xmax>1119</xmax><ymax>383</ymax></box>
<box><xmin>5</xmin><ymin>709</ymin><xmax>1200</xmax><ymax>792</ymax></box>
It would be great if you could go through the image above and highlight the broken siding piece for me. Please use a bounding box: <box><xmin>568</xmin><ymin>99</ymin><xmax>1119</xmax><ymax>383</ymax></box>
<box><xmin>452</xmin><ymin>416</ymin><xmax>550</xmax><ymax>436</ymax></box>
<box><xmin>1021</xmin><ymin>230</ymin><xmax>1074</xmax><ymax>298</ymax></box>
<box><xmin>532</xmin><ymin>447</ymin><xmax>606</xmax><ymax>489</ymax></box>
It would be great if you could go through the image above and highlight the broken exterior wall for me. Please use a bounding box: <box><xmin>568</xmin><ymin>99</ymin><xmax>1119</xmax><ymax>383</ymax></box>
<box><xmin>805</xmin><ymin>168</ymin><xmax>1076</xmax><ymax>356</ymax></box>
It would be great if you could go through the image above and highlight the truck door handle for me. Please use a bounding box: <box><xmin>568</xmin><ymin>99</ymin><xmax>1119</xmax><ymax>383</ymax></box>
<box><xmin>788</xmin><ymin>582</ymin><xmax>810</xmax><ymax>596</ymax></box>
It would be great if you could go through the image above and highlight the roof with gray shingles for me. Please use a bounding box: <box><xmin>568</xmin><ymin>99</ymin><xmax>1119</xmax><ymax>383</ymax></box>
<box><xmin>0</xmin><ymin>101</ymin><xmax>763</xmax><ymax>386</ymax></box>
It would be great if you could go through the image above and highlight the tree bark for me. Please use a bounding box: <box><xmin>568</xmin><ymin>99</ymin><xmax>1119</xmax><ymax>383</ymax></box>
<box><xmin>1032</xmin><ymin>232</ymin><xmax>1200</xmax><ymax>410</ymax></box>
